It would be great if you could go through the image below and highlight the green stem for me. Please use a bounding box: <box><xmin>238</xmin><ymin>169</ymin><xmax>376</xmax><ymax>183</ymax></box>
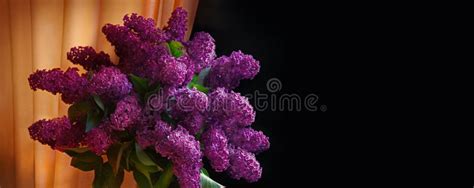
<box><xmin>155</xmin><ymin>163</ymin><xmax>173</xmax><ymax>188</ymax></box>
<box><xmin>114</xmin><ymin>142</ymin><xmax>130</xmax><ymax>175</ymax></box>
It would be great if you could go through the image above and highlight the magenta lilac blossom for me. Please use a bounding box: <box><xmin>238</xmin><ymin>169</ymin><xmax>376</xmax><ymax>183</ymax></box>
<box><xmin>135</xmin><ymin>115</ymin><xmax>172</xmax><ymax>149</ymax></box>
<box><xmin>83</xmin><ymin>125</ymin><xmax>114</xmax><ymax>155</ymax></box>
<box><xmin>202</xmin><ymin>127</ymin><xmax>230</xmax><ymax>172</ymax></box>
<box><xmin>208</xmin><ymin>87</ymin><xmax>256</xmax><ymax>129</ymax></box>
<box><xmin>28</xmin><ymin>67</ymin><xmax>88</xmax><ymax>104</ymax></box>
<box><xmin>206</xmin><ymin>51</ymin><xmax>260</xmax><ymax>90</ymax></box>
<box><xmin>157</xmin><ymin>55</ymin><xmax>188</xmax><ymax>86</ymax></box>
<box><xmin>155</xmin><ymin>126</ymin><xmax>202</xmax><ymax>188</ymax></box>
<box><xmin>123</xmin><ymin>13</ymin><xmax>166</xmax><ymax>43</ymax></box>
<box><xmin>229</xmin><ymin>128</ymin><xmax>270</xmax><ymax>153</ymax></box>
<box><xmin>186</xmin><ymin>32</ymin><xmax>216</xmax><ymax>73</ymax></box>
<box><xmin>28</xmin><ymin>116</ymin><xmax>83</xmax><ymax>149</ymax></box>
<box><xmin>164</xmin><ymin>7</ymin><xmax>188</xmax><ymax>42</ymax></box>
<box><xmin>228</xmin><ymin>147</ymin><xmax>262</xmax><ymax>182</ymax></box>
<box><xmin>88</xmin><ymin>66</ymin><xmax>132</xmax><ymax>102</ymax></box>
<box><xmin>67</xmin><ymin>46</ymin><xmax>114</xmax><ymax>71</ymax></box>
<box><xmin>110</xmin><ymin>94</ymin><xmax>142</xmax><ymax>131</ymax></box>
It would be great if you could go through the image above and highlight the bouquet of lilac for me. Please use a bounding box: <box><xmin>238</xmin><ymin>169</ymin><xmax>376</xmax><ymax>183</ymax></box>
<box><xmin>27</xmin><ymin>7</ymin><xmax>269</xmax><ymax>188</ymax></box>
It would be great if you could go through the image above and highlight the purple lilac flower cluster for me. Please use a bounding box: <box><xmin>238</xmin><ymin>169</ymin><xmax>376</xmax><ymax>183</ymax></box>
<box><xmin>203</xmin><ymin>88</ymin><xmax>269</xmax><ymax>182</ymax></box>
<box><xmin>27</xmin><ymin>7</ymin><xmax>269</xmax><ymax>188</ymax></box>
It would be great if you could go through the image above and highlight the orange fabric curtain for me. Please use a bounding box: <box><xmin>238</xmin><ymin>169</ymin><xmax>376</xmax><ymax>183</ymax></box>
<box><xmin>0</xmin><ymin>0</ymin><xmax>199</xmax><ymax>187</ymax></box>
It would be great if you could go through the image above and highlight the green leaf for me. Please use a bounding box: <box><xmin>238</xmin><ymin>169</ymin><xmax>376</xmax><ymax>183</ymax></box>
<box><xmin>160</xmin><ymin>112</ymin><xmax>176</xmax><ymax>125</ymax></box>
<box><xmin>133</xmin><ymin>170</ymin><xmax>152</xmax><ymax>188</ymax></box>
<box><xmin>107</xmin><ymin>144</ymin><xmax>120</xmax><ymax>172</ymax></box>
<box><xmin>129</xmin><ymin>74</ymin><xmax>150</xmax><ymax>95</ymax></box>
<box><xmin>149</xmin><ymin>82</ymin><xmax>161</xmax><ymax>92</ymax></box>
<box><xmin>93</xmin><ymin>95</ymin><xmax>105</xmax><ymax>111</ymax></box>
<box><xmin>86</xmin><ymin>110</ymin><xmax>101</xmax><ymax>132</ymax></box>
<box><xmin>144</xmin><ymin>83</ymin><xmax>161</xmax><ymax>104</ymax></box>
<box><xmin>107</xmin><ymin>142</ymin><xmax>131</xmax><ymax>175</ymax></box>
<box><xmin>200</xmin><ymin>172</ymin><xmax>224</xmax><ymax>188</ymax></box>
<box><xmin>124</xmin><ymin>146</ymin><xmax>133</xmax><ymax>171</ymax></box>
<box><xmin>68</xmin><ymin>100</ymin><xmax>93</xmax><ymax>122</ymax></box>
<box><xmin>93</xmin><ymin>162</ymin><xmax>124</xmax><ymax>188</ymax></box>
<box><xmin>131</xmin><ymin>152</ymin><xmax>160</xmax><ymax>175</ymax></box>
<box><xmin>114</xmin><ymin>168</ymin><xmax>125</xmax><ymax>188</ymax></box>
<box><xmin>201</xmin><ymin>168</ymin><xmax>209</xmax><ymax>176</ymax></box>
<box><xmin>71</xmin><ymin>157</ymin><xmax>96</xmax><ymax>171</ymax></box>
<box><xmin>93</xmin><ymin>165</ymin><xmax>106</xmax><ymax>188</ymax></box>
<box><xmin>187</xmin><ymin>74</ymin><xmax>209</xmax><ymax>93</ymax></box>
<box><xmin>135</xmin><ymin>143</ymin><xmax>157</xmax><ymax>167</ymax></box>
<box><xmin>186</xmin><ymin>75</ymin><xmax>197</xmax><ymax>89</ymax></box>
<box><xmin>129</xmin><ymin>149</ymin><xmax>160</xmax><ymax>188</ymax></box>
<box><xmin>107</xmin><ymin>167</ymin><xmax>124</xmax><ymax>188</ymax></box>
<box><xmin>69</xmin><ymin>150</ymin><xmax>102</xmax><ymax>163</ymax></box>
<box><xmin>197</xmin><ymin>68</ymin><xmax>210</xmax><ymax>85</ymax></box>
<box><xmin>188</xmin><ymin>82</ymin><xmax>209</xmax><ymax>93</ymax></box>
<box><xmin>193</xmin><ymin>83</ymin><xmax>209</xmax><ymax>93</ymax></box>
<box><xmin>65</xmin><ymin>147</ymin><xmax>89</xmax><ymax>155</ymax></box>
<box><xmin>191</xmin><ymin>74</ymin><xmax>199</xmax><ymax>83</ymax></box>
<box><xmin>168</xmin><ymin>40</ymin><xmax>184</xmax><ymax>58</ymax></box>
<box><xmin>70</xmin><ymin>151</ymin><xmax>102</xmax><ymax>172</ymax></box>
<box><xmin>154</xmin><ymin>163</ymin><xmax>173</xmax><ymax>188</ymax></box>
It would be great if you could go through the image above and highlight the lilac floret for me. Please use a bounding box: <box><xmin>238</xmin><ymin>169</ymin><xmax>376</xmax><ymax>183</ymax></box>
<box><xmin>88</xmin><ymin>66</ymin><xmax>132</xmax><ymax>102</ymax></box>
<box><xmin>67</xmin><ymin>46</ymin><xmax>114</xmax><ymax>71</ymax></box>
<box><xmin>179</xmin><ymin>112</ymin><xmax>204</xmax><ymax>135</ymax></box>
<box><xmin>155</xmin><ymin>126</ymin><xmax>202</xmax><ymax>188</ymax></box>
<box><xmin>110</xmin><ymin>94</ymin><xmax>142</xmax><ymax>131</ymax></box>
<box><xmin>168</xmin><ymin>88</ymin><xmax>208</xmax><ymax>134</ymax></box>
<box><xmin>102</xmin><ymin>24</ymin><xmax>141</xmax><ymax>58</ymax></box>
<box><xmin>61</xmin><ymin>68</ymin><xmax>89</xmax><ymax>103</ymax></box>
<box><xmin>208</xmin><ymin>88</ymin><xmax>255</xmax><ymax>129</ymax></box>
<box><xmin>28</xmin><ymin>68</ymin><xmax>88</xmax><ymax>104</ymax></box>
<box><xmin>164</xmin><ymin>7</ymin><xmax>188</xmax><ymax>41</ymax></box>
<box><xmin>170</xmin><ymin>88</ymin><xmax>208</xmax><ymax>117</ymax></box>
<box><xmin>28</xmin><ymin>116</ymin><xmax>84</xmax><ymax>149</ymax></box>
<box><xmin>28</xmin><ymin>68</ymin><xmax>63</xmax><ymax>94</ymax></box>
<box><xmin>135</xmin><ymin>115</ymin><xmax>172</xmax><ymax>149</ymax></box>
<box><xmin>202</xmin><ymin>127</ymin><xmax>230</xmax><ymax>172</ymax></box>
<box><xmin>228</xmin><ymin>147</ymin><xmax>262</xmax><ymax>182</ymax></box>
<box><xmin>186</xmin><ymin>32</ymin><xmax>216</xmax><ymax>73</ymax></box>
<box><xmin>206</xmin><ymin>51</ymin><xmax>260</xmax><ymax>89</ymax></box>
<box><xmin>123</xmin><ymin>13</ymin><xmax>167</xmax><ymax>43</ymax></box>
<box><xmin>158</xmin><ymin>55</ymin><xmax>188</xmax><ymax>86</ymax></box>
<box><xmin>224</xmin><ymin>90</ymin><xmax>256</xmax><ymax>127</ymax></box>
<box><xmin>229</xmin><ymin>128</ymin><xmax>270</xmax><ymax>153</ymax></box>
<box><xmin>177</xmin><ymin>55</ymin><xmax>195</xmax><ymax>85</ymax></box>
<box><xmin>83</xmin><ymin>121</ymin><xmax>115</xmax><ymax>155</ymax></box>
<box><xmin>138</xmin><ymin>45</ymin><xmax>170</xmax><ymax>79</ymax></box>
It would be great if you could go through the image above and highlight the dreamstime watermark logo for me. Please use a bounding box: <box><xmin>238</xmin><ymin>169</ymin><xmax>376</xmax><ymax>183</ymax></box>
<box><xmin>146</xmin><ymin>78</ymin><xmax>326</xmax><ymax>112</ymax></box>
<box><xmin>245</xmin><ymin>78</ymin><xmax>326</xmax><ymax>112</ymax></box>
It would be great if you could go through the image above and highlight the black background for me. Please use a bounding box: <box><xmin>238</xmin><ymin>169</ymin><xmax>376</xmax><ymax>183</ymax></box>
<box><xmin>193</xmin><ymin>1</ymin><xmax>474</xmax><ymax>187</ymax></box>
<box><xmin>193</xmin><ymin>0</ymin><xmax>337</xmax><ymax>187</ymax></box>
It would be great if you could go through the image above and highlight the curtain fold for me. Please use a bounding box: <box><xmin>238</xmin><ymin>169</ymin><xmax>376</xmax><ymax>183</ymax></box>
<box><xmin>8</xmin><ymin>0</ymin><xmax>36</xmax><ymax>187</ymax></box>
<box><xmin>31</xmin><ymin>1</ymin><xmax>64</xmax><ymax>187</ymax></box>
<box><xmin>0</xmin><ymin>1</ymin><xmax>199</xmax><ymax>187</ymax></box>
<box><xmin>0</xmin><ymin>0</ymin><xmax>15</xmax><ymax>187</ymax></box>
<box><xmin>159</xmin><ymin>0</ymin><xmax>175</xmax><ymax>28</ymax></box>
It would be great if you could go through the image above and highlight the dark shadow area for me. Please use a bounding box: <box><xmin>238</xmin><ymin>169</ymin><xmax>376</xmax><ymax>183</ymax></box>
<box><xmin>193</xmin><ymin>0</ymin><xmax>339</xmax><ymax>187</ymax></box>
